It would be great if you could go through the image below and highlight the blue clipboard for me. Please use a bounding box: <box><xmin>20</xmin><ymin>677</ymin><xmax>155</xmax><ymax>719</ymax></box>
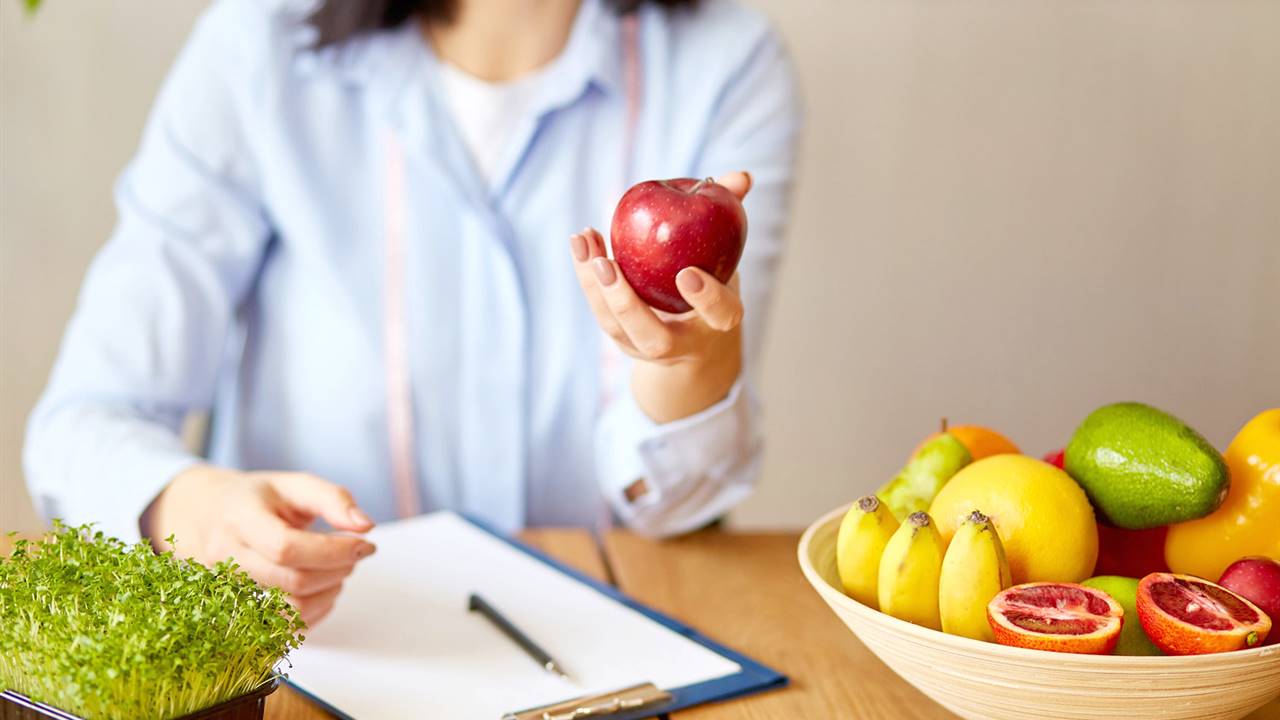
<box><xmin>287</xmin><ymin>514</ymin><xmax>787</xmax><ymax>719</ymax></box>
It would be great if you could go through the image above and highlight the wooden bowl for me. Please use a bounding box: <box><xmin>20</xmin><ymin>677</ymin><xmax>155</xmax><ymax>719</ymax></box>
<box><xmin>798</xmin><ymin>503</ymin><xmax>1280</xmax><ymax>720</ymax></box>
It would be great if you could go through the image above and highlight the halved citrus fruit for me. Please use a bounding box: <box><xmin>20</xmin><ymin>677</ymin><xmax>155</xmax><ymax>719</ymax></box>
<box><xmin>1136</xmin><ymin>573</ymin><xmax>1271</xmax><ymax>655</ymax></box>
<box><xmin>987</xmin><ymin>582</ymin><xmax>1123</xmax><ymax>654</ymax></box>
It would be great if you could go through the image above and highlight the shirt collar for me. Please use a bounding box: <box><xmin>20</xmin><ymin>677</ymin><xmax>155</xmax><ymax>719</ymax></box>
<box><xmin>293</xmin><ymin>0</ymin><xmax>626</xmax><ymax>96</ymax></box>
<box><xmin>558</xmin><ymin>0</ymin><xmax>627</xmax><ymax>98</ymax></box>
<box><xmin>291</xmin><ymin>10</ymin><xmax>425</xmax><ymax>86</ymax></box>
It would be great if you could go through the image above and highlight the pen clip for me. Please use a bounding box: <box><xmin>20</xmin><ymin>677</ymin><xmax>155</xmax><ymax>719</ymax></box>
<box><xmin>503</xmin><ymin>682</ymin><xmax>672</xmax><ymax>720</ymax></box>
<box><xmin>542</xmin><ymin>695</ymin><xmax>646</xmax><ymax>720</ymax></box>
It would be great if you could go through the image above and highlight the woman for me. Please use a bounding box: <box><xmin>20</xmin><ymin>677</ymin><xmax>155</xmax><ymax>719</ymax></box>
<box><xmin>24</xmin><ymin>0</ymin><xmax>799</xmax><ymax>623</ymax></box>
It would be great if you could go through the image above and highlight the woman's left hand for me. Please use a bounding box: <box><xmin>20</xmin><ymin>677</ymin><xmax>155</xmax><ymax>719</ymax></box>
<box><xmin>569</xmin><ymin>171</ymin><xmax>752</xmax><ymax>426</ymax></box>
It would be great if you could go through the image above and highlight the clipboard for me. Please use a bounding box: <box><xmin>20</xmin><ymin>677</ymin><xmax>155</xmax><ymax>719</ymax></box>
<box><xmin>285</xmin><ymin>513</ymin><xmax>787</xmax><ymax>719</ymax></box>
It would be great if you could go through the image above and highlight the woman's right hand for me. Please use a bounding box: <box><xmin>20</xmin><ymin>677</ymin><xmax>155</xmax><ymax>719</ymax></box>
<box><xmin>140</xmin><ymin>464</ymin><xmax>377</xmax><ymax>625</ymax></box>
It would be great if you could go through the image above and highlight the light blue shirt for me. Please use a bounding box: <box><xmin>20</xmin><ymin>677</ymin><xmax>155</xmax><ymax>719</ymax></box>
<box><xmin>24</xmin><ymin>0</ymin><xmax>800</xmax><ymax>541</ymax></box>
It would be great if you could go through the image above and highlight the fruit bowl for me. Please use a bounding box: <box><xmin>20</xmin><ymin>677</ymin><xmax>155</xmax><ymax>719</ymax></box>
<box><xmin>798</xmin><ymin>503</ymin><xmax>1280</xmax><ymax>720</ymax></box>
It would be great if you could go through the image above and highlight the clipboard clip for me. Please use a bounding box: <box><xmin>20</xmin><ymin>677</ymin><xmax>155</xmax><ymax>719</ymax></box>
<box><xmin>502</xmin><ymin>682</ymin><xmax>673</xmax><ymax>720</ymax></box>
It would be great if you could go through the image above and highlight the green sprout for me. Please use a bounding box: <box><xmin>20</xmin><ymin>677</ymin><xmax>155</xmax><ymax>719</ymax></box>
<box><xmin>0</xmin><ymin>522</ymin><xmax>304</xmax><ymax>720</ymax></box>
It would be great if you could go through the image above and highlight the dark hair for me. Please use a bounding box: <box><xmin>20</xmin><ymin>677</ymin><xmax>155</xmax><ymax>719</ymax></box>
<box><xmin>309</xmin><ymin>0</ymin><xmax>696</xmax><ymax>47</ymax></box>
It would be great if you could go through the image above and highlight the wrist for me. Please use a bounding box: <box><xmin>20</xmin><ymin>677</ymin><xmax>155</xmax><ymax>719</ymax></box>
<box><xmin>630</xmin><ymin>328</ymin><xmax>742</xmax><ymax>423</ymax></box>
<box><xmin>140</xmin><ymin>464</ymin><xmax>228</xmax><ymax>552</ymax></box>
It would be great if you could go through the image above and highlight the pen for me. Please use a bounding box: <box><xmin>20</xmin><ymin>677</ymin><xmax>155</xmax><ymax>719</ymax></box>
<box><xmin>468</xmin><ymin>592</ymin><xmax>573</xmax><ymax>683</ymax></box>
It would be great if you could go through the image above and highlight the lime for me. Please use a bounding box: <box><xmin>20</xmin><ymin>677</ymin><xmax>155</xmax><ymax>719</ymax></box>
<box><xmin>1081</xmin><ymin>575</ymin><xmax>1162</xmax><ymax>656</ymax></box>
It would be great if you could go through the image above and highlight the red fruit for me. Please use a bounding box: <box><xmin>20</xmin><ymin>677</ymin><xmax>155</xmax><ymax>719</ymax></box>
<box><xmin>1095</xmin><ymin>524</ymin><xmax>1170</xmax><ymax>578</ymax></box>
<box><xmin>1137</xmin><ymin>573</ymin><xmax>1271</xmax><ymax>655</ymax></box>
<box><xmin>1043</xmin><ymin>448</ymin><xmax>1065</xmax><ymax>469</ymax></box>
<box><xmin>611</xmin><ymin>178</ymin><xmax>747</xmax><ymax>313</ymax></box>
<box><xmin>987</xmin><ymin>582</ymin><xmax>1124</xmax><ymax>654</ymax></box>
<box><xmin>1219</xmin><ymin>557</ymin><xmax>1280</xmax><ymax>645</ymax></box>
<box><xmin>1050</xmin><ymin>444</ymin><xmax>1169</xmax><ymax>577</ymax></box>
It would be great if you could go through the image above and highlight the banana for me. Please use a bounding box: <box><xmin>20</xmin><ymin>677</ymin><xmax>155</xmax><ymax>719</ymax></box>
<box><xmin>939</xmin><ymin>509</ymin><xmax>1012</xmax><ymax>641</ymax></box>
<box><xmin>836</xmin><ymin>495</ymin><xmax>900</xmax><ymax>608</ymax></box>
<box><xmin>877</xmin><ymin>511</ymin><xmax>946</xmax><ymax>630</ymax></box>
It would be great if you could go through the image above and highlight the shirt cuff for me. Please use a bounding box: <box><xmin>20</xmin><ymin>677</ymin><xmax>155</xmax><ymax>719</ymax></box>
<box><xmin>25</xmin><ymin>408</ymin><xmax>201</xmax><ymax>544</ymax></box>
<box><xmin>595</xmin><ymin>376</ymin><xmax>761</xmax><ymax>536</ymax></box>
<box><xmin>111</xmin><ymin>448</ymin><xmax>202</xmax><ymax>545</ymax></box>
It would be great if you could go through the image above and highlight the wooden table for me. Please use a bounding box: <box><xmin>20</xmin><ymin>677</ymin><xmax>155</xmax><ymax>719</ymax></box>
<box><xmin>4</xmin><ymin>530</ymin><xmax>1279</xmax><ymax>719</ymax></box>
<box><xmin>265</xmin><ymin>528</ymin><xmax>945</xmax><ymax>719</ymax></box>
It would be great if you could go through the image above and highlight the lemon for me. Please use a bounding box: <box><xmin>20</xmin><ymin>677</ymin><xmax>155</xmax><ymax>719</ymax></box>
<box><xmin>929</xmin><ymin>455</ymin><xmax>1098</xmax><ymax>584</ymax></box>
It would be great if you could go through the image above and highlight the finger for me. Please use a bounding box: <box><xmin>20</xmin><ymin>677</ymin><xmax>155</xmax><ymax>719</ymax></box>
<box><xmin>713</xmin><ymin>171</ymin><xmax>752</xmax><ymax>201</ymax></box>
<box><xmin>569</xmin><ymin>230</ymin><xmax>636</xmax><ymax>352</ymax></box>
<box><xmin>579</xmin><ymin>227</ymin><xmax>606</xmax><ymax>261</ymax></box>
<box><xmin>232</xmin><ymin>545</ymin><xmax>355</xmax><ymax>596</ymax></box>
<box><xmin>233</xmin><ymin>506</ymin><xmax>375</xmax><ymax>570</ymax></box>
<box><xmin>675</xmin><ymin>267</ymin><xmax>744</xmax><ymax>332</ymax></box>
<box><xmin>290</xmin><ymin>583</ymin><xmax>344</xmax><ymax>626</ymax></box>
<box><xmin>591</xmin><ymin>256</ymin><xmax>678</xmax><ymax>359</ymax></box>
<box><xmin>275</xmin><ymin>503</ymin><xmax>313</xmax><ymax>529</ymax></box>
<box><xmin>268</xmin><ymin>473</ymin><xmax>375</xmax><ymax>533</ymax></box>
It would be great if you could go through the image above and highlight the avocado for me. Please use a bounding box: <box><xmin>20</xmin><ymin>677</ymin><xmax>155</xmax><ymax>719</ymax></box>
<box><xmin>1065</xmin><ymin>402</ymin><xmax>1229</xmax><ymax>530</ymax></box>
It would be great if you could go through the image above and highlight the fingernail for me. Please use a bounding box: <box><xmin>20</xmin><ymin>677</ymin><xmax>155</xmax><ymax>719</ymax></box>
<box><xmin>569</xmin><ymin>233</ymin><xmax>587</xmax><ymax>262</ymax></box>
<box><xmin>743</xmin><ymin>171</ymin><xmax>753</xmax><ymax>191</ymax></box>
<box><xmin>676</xmin><ymin>268</ymin><xmax>704</xmax><ymax>295</ymax></box>
<box><xmin>349</xmin><ymin>506</ymin><xmax>373</xmax><ymax>527</ymax></box>
<box><xmin>355</xmin><ymin>542</ymin><xmax>376</xmax><ymax>560</ymax></box>
<box><xmin>592</xmin><ymin>257</ymin><xmax>616</xmax><ymax>286</ymax></box>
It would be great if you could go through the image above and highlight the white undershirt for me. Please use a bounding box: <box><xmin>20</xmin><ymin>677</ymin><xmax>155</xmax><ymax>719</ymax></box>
<box><xmin>437</xmin><ymin>62</ymin><xmax>550</xmax><ymax>186</ymax></box>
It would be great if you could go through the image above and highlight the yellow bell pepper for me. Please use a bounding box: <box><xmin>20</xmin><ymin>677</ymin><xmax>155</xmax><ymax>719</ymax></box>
<box><xmin>1165</xmin><ymin>408</ymin><xmax>1280</xmax><ymax>580</ymax></box>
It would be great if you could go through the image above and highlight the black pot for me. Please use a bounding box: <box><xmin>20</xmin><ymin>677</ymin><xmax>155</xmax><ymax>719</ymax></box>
<box><xmin>0</xmin><ymin>679</ymin><xmax>279</xmax><ymax>720</ymax></box>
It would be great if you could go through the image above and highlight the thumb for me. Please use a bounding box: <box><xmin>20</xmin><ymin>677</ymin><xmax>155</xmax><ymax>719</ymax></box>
<box><xmin>714</xmin><ymin>171</ymin><xmax>752</xmax><ymax>201</ymax></box>
<box><xmin>676</xmin><ymin>267</ymin><xmax>743</xmax><ymax>332</ymax></box>
<box><xmin>268</xmin><ymin>473</ymin><xmax>375</xmax><ymax>533</ymax></box>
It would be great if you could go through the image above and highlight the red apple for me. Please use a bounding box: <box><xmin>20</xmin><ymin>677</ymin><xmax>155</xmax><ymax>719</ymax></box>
<box><xmin>610</xmin><ymin>178</ymin><xmax>747</xmax><ymax>313</ymax></box>
<box><xmin>1219</xmin><ymin>557</ymin><xmax>1280</xmax><ymax>644</ymax></box>
<box><xmin>1043</xmin><ymin>448</ymin><xmax>1065</xmax><ymax>469</ymax></box>
<box><xmin>1095</xmin><ymin>523</ymin><xmax>1170</xmax><ymax>578</ymax></box>
<box><xmin>1048</xmin><ymin>445</ymin><xmax>1170</xmax><ymax>576</ymax></box>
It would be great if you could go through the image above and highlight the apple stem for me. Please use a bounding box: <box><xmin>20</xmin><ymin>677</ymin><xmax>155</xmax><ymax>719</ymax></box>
<box><xmin>940</xmin><ymin>417</ymin><xmax>948</xmax><ymax>434</ymax></box>
<box><xmin>689</xmin><ymin>177</ymin><xmax>714</xmax><ymax>194</ymax></box>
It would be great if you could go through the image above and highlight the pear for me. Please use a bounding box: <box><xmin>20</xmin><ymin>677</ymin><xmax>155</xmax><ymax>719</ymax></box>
<box><xmin>877</xmin><ymin>432</ymin><xmax>972</xmax><ymax>521</ymax></box>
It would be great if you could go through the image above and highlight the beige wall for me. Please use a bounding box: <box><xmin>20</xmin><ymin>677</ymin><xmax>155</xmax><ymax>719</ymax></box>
<box><xmin>2</xmin><ymin>1</ymin><xmax>1277</xmax><ymax>533</ymax></box>
<box><xmin>2</xmin><ymin>0</ymin><xmax>210</xmax><ymax>531</ymax></box>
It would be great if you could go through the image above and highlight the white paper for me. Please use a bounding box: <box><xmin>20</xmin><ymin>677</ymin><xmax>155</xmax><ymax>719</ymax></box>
<box><xmin>287</xmin><ymin>513</ymin><xmax>741</xmax><ymax>719</ymax></box>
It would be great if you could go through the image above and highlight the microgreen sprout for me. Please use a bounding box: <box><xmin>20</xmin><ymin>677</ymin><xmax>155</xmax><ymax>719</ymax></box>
<box><xmin>0</xmin><ymin>522</ymin><xmax>304</xmax><ymax>720</ymax></box>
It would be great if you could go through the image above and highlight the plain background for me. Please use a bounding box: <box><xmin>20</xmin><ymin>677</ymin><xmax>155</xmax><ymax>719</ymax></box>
<box><xmin>2</xmin><ymin>1</ymin><xmax>1277</xmax><ymax>533</ymax></box>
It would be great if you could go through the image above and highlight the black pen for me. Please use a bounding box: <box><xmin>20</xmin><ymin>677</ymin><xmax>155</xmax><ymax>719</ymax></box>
<box><xmin>468</xmin><ymin>593</ymin><xmax>573</xmax><ymax>683</ymax></box>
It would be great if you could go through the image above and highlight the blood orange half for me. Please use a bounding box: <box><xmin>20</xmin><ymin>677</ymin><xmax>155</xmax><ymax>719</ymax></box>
<box><xmin>987</xmin><ymin>582</ymin><xmax>1124</xmax><ymax>654</ymax></box>
<box><xmin>1136</xmin><ymin>573</ymin><xmax>1271</xmax><ymax>655</ymax></box>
